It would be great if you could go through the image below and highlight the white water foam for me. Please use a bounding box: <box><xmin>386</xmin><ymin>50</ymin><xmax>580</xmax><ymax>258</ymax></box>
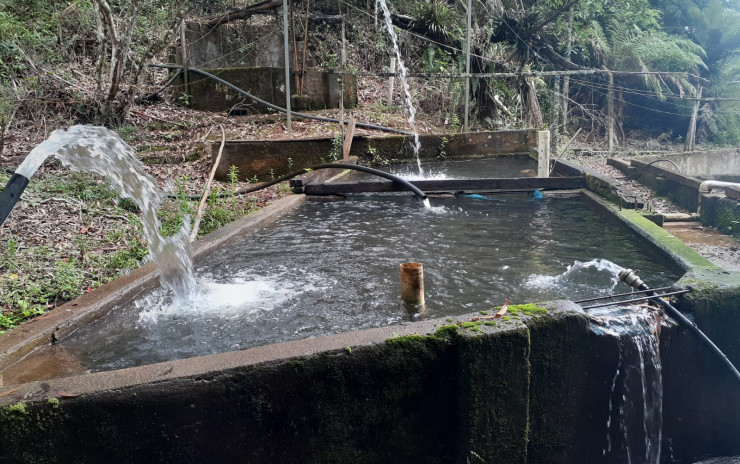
<box><xmin>525</xmin><ymin>258</ymin><xmax>624</xmax><ymax>295</ymax></box>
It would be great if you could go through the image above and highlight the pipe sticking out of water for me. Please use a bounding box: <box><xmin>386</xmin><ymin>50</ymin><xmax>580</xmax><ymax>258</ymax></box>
<box><xmin>400</xmin><ymin>262</ymin><xmax>425</xmax><ymax>305</ymax></box>
<box><xmin>618</xmin><ymin>269</ymin><xmax>740</xmax><ymax>385</ymax></box>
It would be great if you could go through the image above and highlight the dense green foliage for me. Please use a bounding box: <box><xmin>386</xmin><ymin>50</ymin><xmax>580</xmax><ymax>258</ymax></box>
<box><xmin>0</xmin><ymin>0</ymin><xmax>737</xmax><ymax>141</ymax></box>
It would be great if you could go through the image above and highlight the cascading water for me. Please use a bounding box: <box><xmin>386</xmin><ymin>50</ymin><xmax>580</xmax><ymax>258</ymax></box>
<box><xmin>530</xmin><ymin>259</ymin><xmax>664</xmax><ymax>463</ymax></box>
<box><xmin>567</xmin><ymin>261</ymin><xmax>664</xmax><ymax>464</ymax></box>
<box><xmin>376</xmin><ymin>0</ymin><xmax>423</xmax><ymax>176</ymax></box>
<box><xmin>13</xmin><ymin>125</ymin><xmax>197</xmax><ymax>300</ymax></box>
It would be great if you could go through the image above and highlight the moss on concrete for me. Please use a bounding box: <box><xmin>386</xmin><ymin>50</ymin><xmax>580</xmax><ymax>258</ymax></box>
<box><xmin>700</xmin><ymin>195</ymin><xmax>740</xmax><ymax>237</ymax></box>
<box><xmin>616</xmin><ymin>208</ymin><xmax>718</xmax><ymax>271</ymax></box>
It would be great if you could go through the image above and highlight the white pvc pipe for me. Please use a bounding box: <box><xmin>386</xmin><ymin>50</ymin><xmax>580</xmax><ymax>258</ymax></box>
<box><xmin>699</xmin><ymin>180</ymin><xmax>740</xmax><ymax>193</ymax></box>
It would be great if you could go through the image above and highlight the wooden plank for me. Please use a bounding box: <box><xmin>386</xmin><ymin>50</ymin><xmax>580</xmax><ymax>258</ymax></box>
<box><xmin>303</xmin><ymin>177</ymin><xmax>585</xmax><ymax>195</ymax></box>
<box><xmin>342</xmin><ymin>118</ymin><xmax>356</xmax><ymax>159</ymax></box>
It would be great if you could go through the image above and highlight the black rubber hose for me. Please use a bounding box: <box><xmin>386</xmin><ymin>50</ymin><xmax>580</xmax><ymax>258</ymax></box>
<box><xmin>171</xmin><ymin>163</ymin><xmax>428</xmax><ymax>203</ymax></box>
<box><xmin>619</xmin><ymin>270</ymin><xmax>740</xmax><ymax>385</ymax></box>
<box><xmin>0</xmin><ymin>173</ymin><xmax>30</xmax><ymax>227</ymax></box>
<box><xmin>618</xmin><ymin>159</ymin><xmax>682</xmax><ymax>180</ymax></box>
<box><xmin>146</xmin><ymin>63</ymin><xmax>414</xmax><ymax>136</ymax></box>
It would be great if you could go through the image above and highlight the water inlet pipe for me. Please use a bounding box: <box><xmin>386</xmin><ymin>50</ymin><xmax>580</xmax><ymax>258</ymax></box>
<box><xmin>699</xmin><ymin>180</ymin><xmax>740</xmax><ymax>194</ymax></box>
<box><xmin>0</xmin><ymin>173</ymin><xmax>30</xmax><ymax>227</ymax></box>
<box><xmin>400</xmin><ymin>262</ymin><xmax>425</xmax><ymax>305</ymax></box>
<box><xmin>618</xmin><ymin>269</ymin><xmax>740</xmax><ymax>385</ymax></box>
<box><xmin>174</xmin><ymin>163</ymin><xmax>429</xmax><ymax>205</ymax></box>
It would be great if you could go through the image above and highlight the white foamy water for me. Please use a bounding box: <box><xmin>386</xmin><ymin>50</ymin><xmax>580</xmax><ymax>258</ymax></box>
<box><xmin>525</xmin><ymin>258</ymin><xmax>624</xmax><ymax>294</ymax></box>
<box><xmin>592</xmin><ymin>306</ymin><xmax>663</xmax><ymax>464</ymax></box>
<box><xmin>18</xmin><ymin>125</ymin><xmax>197</xmax><ymax>299</ymax></box>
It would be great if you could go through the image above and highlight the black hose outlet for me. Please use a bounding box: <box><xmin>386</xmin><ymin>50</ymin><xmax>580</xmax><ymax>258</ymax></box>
<box><xmin>0</xmin><ymin>173</ymin><xmax>30</xmax><ymax>227</ymax></box>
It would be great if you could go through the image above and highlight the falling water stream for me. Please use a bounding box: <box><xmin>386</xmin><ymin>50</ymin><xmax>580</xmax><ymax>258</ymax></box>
<box><xmin>15</xmin><ymin>125</ymin><xmax>197</xmax><ymax>300</ymax></box>
<box><xmin>376</xmin><ymin>0</ymin><xmax>423</xmax><ymax>175</ymax></box>
<box><xmin>583</xmin><ymin>261</ymin><xmax>664</xmax><ymax>464</ymax></box>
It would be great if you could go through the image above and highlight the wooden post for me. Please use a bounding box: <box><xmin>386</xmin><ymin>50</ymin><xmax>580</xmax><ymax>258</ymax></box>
<box><xmin>388</xmin><ymin>57</ymin><xmax>396</xmax><ymax>105</ymax></box>
<box><xmin>538</xmin><ymin>130</ymin><xmax>550</xmax><ymax>178</ymax></box>
<box><xmin>342</xmin><ymin>118</ymin><xmax>356</xmax><ymax>159</ymax></box>
<box><xmin>685</xmin><ymin>84</ymin><xmax>703</xmax><ymax>152</ymax></box>
<box><xmin>180</xmin><ymin>19</ymin><xmax>188</xmax><ymax>101</ymax></box>
<box><xmin>551</xmin><ymin>76</ymin><xmax>560</xmax><ymax>155</ymax></box>
<box><xmin>607</xmin><ymin>72</ymin><xmax>615</xmax><ymax>153</ymax></box>
<box><xmin>562</xmin><ymin>8</ymin><xmax>573</xmax><ymax>131</ymax></box>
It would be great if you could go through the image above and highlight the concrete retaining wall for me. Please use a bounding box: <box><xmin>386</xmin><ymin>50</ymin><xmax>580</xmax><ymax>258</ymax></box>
<box><xmin>641</xmin><ymin>149</ymin><xmax>740</xmax><ymax>178</ymax></box>
<box><xmin>176</xmin><ymin>67</ymin><xmax>357</xmax><ymax>113</ymax></box>
<box><xmin>2</xmin><ymin>297</ymin><xmax>739</xmax><ymax>463</ymax></box>
<box><xmin>214</xmin><ymin>130</ymin><xmax>537</xmax><ymax>181</ymax></box>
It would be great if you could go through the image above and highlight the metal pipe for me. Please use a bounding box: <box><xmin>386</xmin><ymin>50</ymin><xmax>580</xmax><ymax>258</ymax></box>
<box><xmin>699</xmin><ymin>180</ymin><xmax>740</xmax><ymax>193</ymax></box>
<box><xmin>574</xmin><ymin>285</ymin><xmax>676</xmax><ymax>304</ymax></box>
<box><xmin>282</xmin><ymin>0</ymin><xmax>292</xmax><ymax>133</ymax></box>
<box><xmin>400</xmin><ymin>262</ymin><xmax>425</xmax><ymax>305</ymax></box>
<box><xmin>0</xmin><ymin>173</ymin><xmax>30</xmax><ymax>227</ymax></box>
<box><xmin>579</xmin><ymin>289</ymin><xmax>691</xmax><ymax>309</ymax></box>
<box><xmin>618</xmin><ymin>269</ymin><xmax>740</xmax><ymax>385</ymax></box>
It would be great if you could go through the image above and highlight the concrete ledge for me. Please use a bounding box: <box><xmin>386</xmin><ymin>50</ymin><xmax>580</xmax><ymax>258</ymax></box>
<box><xmin>214</xmin><ymin>130</ymin><xmax>538</xmax><ymax>181</ymax></box>
<box><xmin>581</xmin><ymin>191</ymin><xmax>718</xmax><ymax>273</ymax></box>
<box><xmin>554</xmin><ymin>160</ymin><xmax>643</xmax><ymax>208</ymax></box>
<box><xmin>0</xmin><ymin>302</ymin><xmax>601</xmax><ymax>464</ymax></box>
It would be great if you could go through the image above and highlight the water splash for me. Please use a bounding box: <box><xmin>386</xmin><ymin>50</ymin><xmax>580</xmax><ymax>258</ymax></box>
<box><xmin>376</xmin><ymin>0</ymin><xmax>423</xmax><ymax>176</ymax></box>
<box><xmin>18</xmin><ymin>125</ymin><xmax>197</xmax><ymax>300</ymax></box>
<box><xmin>592</xmin><ymin>306</ymin><xmax>663</xmax><ymax>464</ymax></box>
<box><xmin>525</xmin><ymin>258</ymin><xmax>624</xmax><ymax>296</ymax></box>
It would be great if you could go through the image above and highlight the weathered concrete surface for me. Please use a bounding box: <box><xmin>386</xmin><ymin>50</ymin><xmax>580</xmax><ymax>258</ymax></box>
<box><xmin>555</xmin><ymin>160</ymin><xmax>643</xmax><ymax>208</ymax></box>
<box><xmin>181</xmin><ymin>21</ymin><xmax>284</xmax><ymax>69</ymax></box>
<box><xmin>176</xmin><ymin>67</ymin><xmax>357</xmax><ymax>113</ymax></box>
<box><xmin>700</xmin><ymin>194</ymin><xmax>740</xmax><ymax>238</ymax></box>
<box><xmin>641</xmin><ymin>149</ymin><xmax>740</xmax><ymax>178</ymax></box>
<box><xmin>582</xmin><ymin>191</ymin><xmax>718</xmax><ymax>273</ymax></box>
<box><xmin>609</xmin><ymin>156</ymin><xmax>740</xmax><ymax>235</ymax></box>
<box><xmin>629</xmin><ymin>158</ymin><xmax>703</xmax><ymax>212</ymax></box>
<box><xmin>527</xmin><ymin>309</ymin><xmax>627</xmax><ymax>463</ymax></box>
<box><xmin>214</xmin><ymin>130</ymin><xmax>537</xmax><ymax>181</ymax></box>
<box><xmin>0</xmin><ymin>304</ymin><xmax>569</xmax><ymax>464</ymax></box>
<box><xmin>664</xmin><ymin>269</ymin><xmax>740</xmax><ymax>462</ymax></box>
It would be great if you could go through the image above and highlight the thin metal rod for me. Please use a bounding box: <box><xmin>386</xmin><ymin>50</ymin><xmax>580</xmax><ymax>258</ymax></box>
<box><xmin>574</xmin><ymin>285</ymin><xmax>676</xmax><ymax>304</ymax></box>
<box><xmin>580</xmin><ymin>289</ymin><xmax>691</xmax><ymax>310</ymax></box>
<box><xmin>283</xmin><ymin>0</ymin><xmax>292</xmax><ymax>133</ymax></box>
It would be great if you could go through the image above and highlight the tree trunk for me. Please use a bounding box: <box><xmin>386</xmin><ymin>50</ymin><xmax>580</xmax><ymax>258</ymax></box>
<box><xmin>685</xmin><ymin>84</ymin><xmax>703</xmax><ymax>152</ymax></box>
<box><xmin>607</xmin><ymin>72</ymin><xmax>615</xmax><ymax>153</ymax></box>
<box><xmin>519</xmin><ymin>75</ymin><xmax>542</xmax><ymax>128</ymax></box>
